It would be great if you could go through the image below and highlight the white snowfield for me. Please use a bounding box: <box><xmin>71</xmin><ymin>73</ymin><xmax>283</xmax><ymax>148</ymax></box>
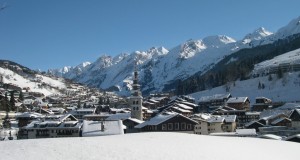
<box><xmin>0</xmin><ymin>132</ymin><xmax>298</xmax><ymax>160</ymax></box>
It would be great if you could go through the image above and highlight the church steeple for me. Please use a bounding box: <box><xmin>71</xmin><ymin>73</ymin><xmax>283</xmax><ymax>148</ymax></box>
<box><xmin>129</xmin><ymin>65</ymin><xmax>143</xmax><ymax>120</ymax></box>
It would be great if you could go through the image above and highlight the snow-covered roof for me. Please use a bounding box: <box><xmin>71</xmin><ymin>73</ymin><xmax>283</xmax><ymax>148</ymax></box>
<box><xmin>245</xmin><ymin>112</ymin><xmax>261</xmax><ymax>116</ymax></box>
<box><xmin>271</xmin><ymin>117</ymin><xmax>291</xmax><ymax>125</ymax></box>
<box><xmin>223</xmin><ymin>115</ymin><xmax>237</xmax><ymax>123</ymax></box>
<box><xmin>16</xmin><ymin>112</ymin><xmax>43</xmax><ymax>119</ymax></box>
<box><xmin>135</xmin><ymin>112</ymin><xmax>178</xmax><ymax>128</ymax></box>
<box><xmin>172</xmin><ymin>106</ymin><xmax>192</xmax><ymax>113</ymax></box>
<box><xmin>148</xmin><ymin>99</ymin><xmax>159</xmax><ymax>103</ymax></box>
<box><xmin>176</xmin><ymin>103</ymin><xmax>193</xmax><ymax>110</ymax></box>
<box><xmin>180</xmin><ymin>101</ymin><xmax>198</xmax><ymax>107</ymax></box>
<box><xmin>82</xmin><ymin>120</ymin><xmax>124</xmax><ymax>137</ymax></box>
<box><xmin>207</xmin><ymin>116</ymin><xmax>224</xmax><ymax>123</ymax></box>
<box><xmin>127</xmin><ymin>118</ymin><xmax>144</xmax><ymax>124</ymax></box>
<box><xmin>199</xmin><ymin>93</ymin><xmax>231</xmax><ymax>102</ymax></box>
<box><xmin>76</xmin><ymin>108</ymin><xmax>96</xmax><ymax>112</ymax></box>
<box><xmin>59</xmin><ymin>114</ymin><xmax>78</xmax><ymax>122</ymax></box>
<box><xmin>227</xmin><ymin>97</ymin><xmax>249</xmax><ymax>103</ymax></box>
<box><xmin>106</xmin><ymin>113</ymin><xmax>131</xmax><ymax>121</ymax></box>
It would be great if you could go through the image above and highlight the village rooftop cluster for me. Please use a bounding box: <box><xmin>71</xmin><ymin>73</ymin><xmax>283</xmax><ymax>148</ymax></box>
<box><xmin>1</xmin><ymin>69</ymin><xmax>300</xmax><ymax>143</ymax></box>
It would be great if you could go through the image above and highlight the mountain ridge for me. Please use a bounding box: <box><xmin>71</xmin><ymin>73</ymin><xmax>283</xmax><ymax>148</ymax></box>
<box><xmin>50</xmin><ymin>16</ymin><xmax>300</xmax><ymax>96</ymax></box>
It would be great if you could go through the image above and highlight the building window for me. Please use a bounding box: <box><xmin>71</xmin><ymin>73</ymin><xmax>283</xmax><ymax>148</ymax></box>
<box><xmin>168</xmin><ymin>123</ymin><xmax>173</xmax><ymax>130</ymax></box>
<box><xmin>187</xmin><ymin>124</ymin><xmax>192</xmax><ymax>130</ymax></box>
<box><xmin>175</xmin><ymin>123</ymin><xmax>179</xmax><ymax>130</ymax></box>
<box><xmin>181</xmin><ymin>123</ymin><xmax>186</xmax><ymax>130</ymax></box>
<box><xmin>162</xmin><ymin>124</ymin><xmax>167</xmax><ymax>130</ymax></box>
<box><xmin>136</xmin><ymin>101</ymin><xmax>139</xmax><ymax>104</ymax></box>
<box><xmin>133</xmin><ymin>101</ymin><xmax>136</xmax><ymax>105</ymax></box>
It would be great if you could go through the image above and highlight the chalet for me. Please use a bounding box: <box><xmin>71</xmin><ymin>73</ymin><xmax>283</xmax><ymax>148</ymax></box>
<box><xmin>156</xmin><ymin>97</ymin><xmax>197</xmax><ymax>116</ymax></box>
<box><xmin>197</xmin><ymin>93</ymin><xmax>231</xmax><ymax>113</ymax></box>
<box><xmin>70</xmin><ymin>108</ymin><xmax>96</xmax><ymax>119</ymax></box>
<box><xmin>194</xmin><ymin>115</ymin><xmax>237</xmax><ymax>135</ymax></box>
<box><xmin>289</xmin><ymin>109</ymin><xmax>300</xmax><ymax>128</ymax></box>
<box><xmin>135</xmin><ymin>112</ymin><xmax>198</xmax><ymax>133</ymax></box>
<box><xmin>207</xmin><ymin>117</ymin><xmax>225</xmax><ymax>134</ymax></box>
<box><xmin>194</xmin><ymin>118</ymin><xmax>209</xmax><ymax>135</ymax></box>
<box><xmin>271</xmin><ymin>117</ymin><xmax>291</xmax><ymax>127</ymax></box>
<box><xmin>18</xmin><ymin>114</ymin><xmax>81</xmax><ymax>139</ymax></box>
<box><xmin>143</xmin><ymin>96</ymin><xmax>170</xmax><ymax>109</ymax></box>
<box><xmin>226</xmin><ymin>97</ymin><xmax>250</xmax><ymax>111</ymax></box>
<box><xmin>212</xmin><ymin>106</ymin><xmax>260</xmax><ymax>128</ymax></box>
<box><xmin>252</xmin><ymin>97</ymin><xmax>272</xmax><ymax>111</ymax></box>
<box><xmin>142</xmin><ymin>107</ymin><xmax>154</xmax><ymax>120</ymax></box>
<box><xmin>260</xmin><ymin>113</ymin><xmax>290</xmax><ymax>126</ymax></box>
<box><xmin>123</xmin><ymin>118</ymin><xmax>144</xmax><ymax>133</ymax></box>
<box><xmin>16</xmin><ymin>112</ymin><xmax>43</xmax><ymax>127</ymax></box>
<box><xmin>245</xmin><ymin>121</ymin><xmax>265</xmax><ymax>132</ymax></box>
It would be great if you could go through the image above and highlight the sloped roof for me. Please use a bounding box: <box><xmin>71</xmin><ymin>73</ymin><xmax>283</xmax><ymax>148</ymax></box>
<box><xmin>199</xmin><ymin>93</ymin><xmax>231</xmax><ymax>102</ymax></box>
<box><xmin>227</xmin><ymin>97</ymin><xmax>249</xmax><ymax>103</ymax></box>
<box><xmin>172</xmin><ymin>106</ymin><xmax>192</xmax><ymax>113</ymax></box>
<box><xmin>176</xmin><ymin>103</ymin><xmax>193</xmax><ymax>110</ymax></box>
<box><xmin>135</xmin><ymin>112</ymin><xmax>178</xmax><ymax>128</ymax></box>
<box><xmin>207</xmin><ymin>116</ymin><xmax>224</xmax><ymax>123</ymax></box>
<box><xmin>16</xmin><ymin>112</ymin><xmax>43</xmax><ymax>119</ymax></box>
<box><xmin>59</xmin><ymin>114</ymin><xmax>78</xmax><ymax>122</ymax></box>
<box><xmin>223</xmin><ymin>115</ymin><xmax>237</xmax><ymax>123</ymax></box>
<box><xmin>106</xmin><ymin>113</ymin><xmax>131</xmax><ymax>121</ymax></box>
<box><xmin>127</xmin><ymin>118</ymin><xmax>144</xmax><ymax>124</ymax></box>
<box><xmin>271</xmin><ymin>117</ymin><xmax>291</xmax><ymax>125</ymax></box>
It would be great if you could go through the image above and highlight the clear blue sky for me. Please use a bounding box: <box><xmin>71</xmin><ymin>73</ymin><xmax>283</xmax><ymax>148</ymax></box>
<box><xmin>1</xmin><ymin>0</ymin><xmax>300</xmax><ymax>71</ymax></box>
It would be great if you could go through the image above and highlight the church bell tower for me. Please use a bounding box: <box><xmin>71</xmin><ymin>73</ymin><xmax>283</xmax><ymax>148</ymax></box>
<box><xmin>129</xmin><ymin>66</ymin><xmax>143</xmax><ymax>120</ymax></box>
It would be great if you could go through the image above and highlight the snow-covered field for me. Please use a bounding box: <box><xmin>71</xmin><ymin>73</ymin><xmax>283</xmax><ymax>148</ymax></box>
<box><xmin>190</xmin><ymin>71</ymin><xmax>300</xmax><ymax>104</ymax></box>
<box><xmin>0</xmin><ymin>132</ymin><xmax>298</xmax><ymax>160</ymax></box>
<box><xmin>253</xmin><ymin>48</ymin><xmax>300</xmax><ymax>75</ymax></box>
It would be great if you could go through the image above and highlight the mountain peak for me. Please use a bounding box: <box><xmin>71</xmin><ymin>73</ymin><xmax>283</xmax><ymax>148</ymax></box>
<box><xmin>243</xmin><ymin>27</ymin><xmax>273</xmax><ymax>42</ymax></box>
<box><xmin>179</xmin><ymin>40</ymin><xmax>206</xmax><ymax>59</ymax></box>
<box><xmin>203</xmin><ymin>35</ymin><xmax>236</xmax><ymax>47</ymax></box>
<box><xmin>276</xmin><ymin>16</ymin><xmax>300</xmax><ymax>38</ymax></box>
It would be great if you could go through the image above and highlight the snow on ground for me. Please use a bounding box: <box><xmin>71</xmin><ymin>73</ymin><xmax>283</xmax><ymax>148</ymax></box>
<box><xmin>0</xmin><ymin>67</ymin><xmax>65</xmax><ymax>96</ymax></box>
<box><xmin>36</xmin><ymin>75</ymin><xmax>66</xmax><ymax>89</ymax></box>
<box><xmin>0</xmin><ymin>132</ymin><xmax>299</xmax><ymax>160</ymax></box>
<box><xmin>190</xmin><ymin>71</ymin><xmax>300</xmax><ymax>104</ymax></box>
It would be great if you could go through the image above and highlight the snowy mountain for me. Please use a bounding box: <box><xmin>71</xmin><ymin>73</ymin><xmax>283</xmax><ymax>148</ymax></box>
<box><xmin>53</xmin><ymin>16</ymin><xmax>300</xmax><ymax>96</ymax></box>
<box><xmin>0</xmin><ymin>60</ymin><xmax>81</xmax><ymax>96</ymax></box>
<box><xmin>190</xmin><ymin>47</ymin><xmax>300</xmax><ymax>104</ymax></box>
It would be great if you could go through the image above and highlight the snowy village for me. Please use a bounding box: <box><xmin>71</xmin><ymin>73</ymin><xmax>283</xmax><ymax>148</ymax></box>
<box><xmin>1</xmin><ymin>61</ymin><xmax>300</xmax><ymax>143</ymax></box>
<box><xmin>1</xmin><ymin>1</ymin><xmax>300</xmax><ymax>160</ymax></box>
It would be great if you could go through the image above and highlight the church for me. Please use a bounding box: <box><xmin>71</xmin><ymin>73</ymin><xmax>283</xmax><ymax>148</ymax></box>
<box><xmin>129</xmin><ymin>67</ymin><xmax>143</xmax><ymax>120</ymax></box>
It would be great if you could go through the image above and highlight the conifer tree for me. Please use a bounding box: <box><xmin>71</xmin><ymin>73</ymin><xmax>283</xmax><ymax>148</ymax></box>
<box><xmin>19</xmin><ymin>91</ymin><xmax>24</xmax><ymax>101</ymax></box>
<box><xmin>10</xmin><ymin>91</ymin><xmax>15</xmax><ymax>111</ymax></box>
